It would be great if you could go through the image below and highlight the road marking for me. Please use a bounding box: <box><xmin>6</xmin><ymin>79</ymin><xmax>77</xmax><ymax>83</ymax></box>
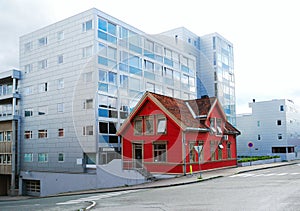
<box><xmin>56</xmin><ymin>190</ymin><xmax>139</xmax><ymax>205</ymax></box>
<box><xmin>229</xmin><ymin>172</ymin><xmax>300</xmax><ymax>178</ymax></box>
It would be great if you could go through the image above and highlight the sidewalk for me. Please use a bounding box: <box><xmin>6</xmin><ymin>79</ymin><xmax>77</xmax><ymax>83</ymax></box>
<box><xmin>1</xmin><ymin>160</ymin><xmax>299</xmax><ymax>201</ymax></box>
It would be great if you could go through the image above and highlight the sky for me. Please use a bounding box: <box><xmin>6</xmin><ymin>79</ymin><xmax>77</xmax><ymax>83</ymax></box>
<box><xmin>1</xmin><ymin>0</ymin><xmax>300</xmax><ymax>114</ymax></box>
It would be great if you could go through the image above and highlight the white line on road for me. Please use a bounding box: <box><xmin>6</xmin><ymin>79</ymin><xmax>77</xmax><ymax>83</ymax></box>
<box><xmin>56</xmin><ymin>190</ymin><xmax>139</xmax><ymax>205</ymax></box>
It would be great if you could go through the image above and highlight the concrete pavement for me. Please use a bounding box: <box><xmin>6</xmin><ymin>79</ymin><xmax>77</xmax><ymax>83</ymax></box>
<box><xmin>1</xmin><ymin>160</ymin><xmax>299</xmax><ymax>201</ymax></box>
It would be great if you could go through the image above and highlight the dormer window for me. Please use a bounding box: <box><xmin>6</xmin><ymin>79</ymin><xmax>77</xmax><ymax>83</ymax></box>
<box><xmin>210</xmin><ymin>118</ymin><xmax>223</xmax><ymax>135</ymax></box>
<box><xmin>157</xmin><ymin>116</ymin><xmax>167</xmax><ymax>134</ymax></box>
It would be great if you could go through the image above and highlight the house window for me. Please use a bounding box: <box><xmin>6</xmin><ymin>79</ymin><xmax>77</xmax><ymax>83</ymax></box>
<box><xmin>134</xmin><ymin>119</ymin><xmax>143</xmax><ymax>135</ymax></box>
<box><xmin>38</xmin><ymin>83</ymin><xmax>48</xmax><ymax>93</ymax></box>
<box><xmin>210</xmin><ymin>141</ymin><xmax>216</xmax><ymax>161</ymax></box>
<box><xmin>210</xmin><ymin>118</ymin><xmax>216</xmax><ymax>134</ymax></box>
<box><xmin>257</xmin><ymin>121</ymin><xmax>260</xmax><ymax>127</ymax></box>
<box><xmin>277</xmin><ymin>120</ymin><xmax>282</xmax><ymax>125</ymax></box>
<box><xmin>0</xmin><ymin>132</ymin><xmax>3</xmax><ymax>142</ymax></box>
<box><xmin>278</xmin><ymin>134</ymin><xmax>283</xmax><ymax>140</ymax></box>
<box><xmin>157</xmin><ymin>116</ymin><xmax>167</xmax><ymax>134</ymax></box>
<box><xmin>38</xmin><ymin>153</ymin><xmax>48</xmax><ymax>162</ymax></box>
<box><xmin>38</xmin><ymin>130</ymin><xmax>48</xmax><ymax>139</ymax></box>
<box><xmin>38</xmin><ymin>37</ymin><xmax>47</xmax><ymax>47</ymax></box>
<box><xmin>83</xmin><ymin>125</ymin><xmax>93</xmax><ymax>136</ymax></box>
<box><xmin>227</xmin><ymin>142</ymin><xmax>231</xmax><ymax>159</ymax></box>
<box><xmin>145</xmin><ymin>116</ymin><xmax>154</xmax><ymax>135</ymax></box>
<box><xmin>24</xmin><ymin>153</ymin><xmax>33</xmax><ymax>162</ymax></box>
<box><xmin>84</xmin><ymin>99</ymin><xmax>93</xmax><ymax>109</ymax></box>
<box><xmin>24</xmin><ymin>64</ymin><xmax>32</xmax><ymax>73</ymax></box>
<box><xmin>24</xmin><ymin>109</ymin><xmax>33</xmax><ymax>117</ymax></box>
<box><xmin>38</xmin><ymin>59</ymin><xmax>47</xmax><ymax>70</ymax></box>
<box><xmin>153</xmin><ymin>142</ymin><xmax>167</xmax><ymax>162</ymax></box>
<box><xmin>58</xmin><ymin>129</ymin><xmax>64</xmax><ymax>137</ymax></box>
<box><xmin>24</xmin><ymin>42</ymin><xmax>32</xmax><ymax>52</ymax></box>
<box><xmin>57</xmin><ymin>103</ymin><xmax>64</xmax><ymax>113</ymax></box>
<box><xmin>57</xmin><ymin>78</ymin><xmax>64</xmax><ymax>89</ymax></box>
<box><xmin>258</xmin><ymin>134</ymin><xmax>261</xmax><ymax>140</ymax></box>
<box><xmin>57</xmin><ymin>31</ymin><xmax>64</xmax><ymax>40</ymax></box>
<box><xmin>189</xmin><ymin>142</ymin><xmax>197</xmax><ymax>163</ymax></box>
<box><xmin>216</xmin><ymin>118</ymin><xmax>222</xmax><ymax>135</ymax></box>
<box><xmin>58</xmin><ymin>153</ymin><xmax>64</xmax><ymax>162</ymax></box>
<box><xmin>24</xmin><ymin>131</ymin><xmax>33</xmax><ymax>139</ymax></box>
<box><xmin>82</xmin><ymin>20</ymin><xmax>93</xmax><ymax>32</ymax></box>
<box><xmin>280</xmin><ymin>105</ymin><xmax>284</xmax><ymax>111</ymax></box>
<box><xmin>218</xmin><ymin>143</ymin><xmax>223</xmax><ymax>160</ymax></box>
<box><xmin>57</xmin><ymin>54</ymin><xmax>64</xmax><ymax>64</ymax></box>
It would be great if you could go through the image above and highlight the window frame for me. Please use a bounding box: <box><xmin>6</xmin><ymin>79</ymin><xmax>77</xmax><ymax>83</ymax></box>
<box><xmin>153</xmin><ymin>141</ymin><xmax>167</xmax><ymax>163</ymax></box>
<box><xmin>156</xmin><ymin>116</ymin><xmax>167</xmax><ymax>134</ymax></box>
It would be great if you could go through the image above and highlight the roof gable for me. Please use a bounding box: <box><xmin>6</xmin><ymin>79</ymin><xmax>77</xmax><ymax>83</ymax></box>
<box><xmin>117</xmin><ymin>91</ymin><xmax>240</xmax><ymax>135</ymax></box>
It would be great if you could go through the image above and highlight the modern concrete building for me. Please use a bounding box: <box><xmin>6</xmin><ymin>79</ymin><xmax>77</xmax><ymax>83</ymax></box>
<box><xmin>0</xmin><ymin>69</ymin><xmax>21</xmax><ymax>196</ymax></box>
<box><xmin>16</xmin><ymin>8</ymin><xmax>236</xmax><ymax>196</ymax></box>
<box><xmin>18</xmin><ymin>8</ymin><xmax>200</xmax><ymax>196</ymax></box>
<box><xmin>236</xmin><ymin>99</ymin><xmax>300</xmax><ymax>161</ymax></box>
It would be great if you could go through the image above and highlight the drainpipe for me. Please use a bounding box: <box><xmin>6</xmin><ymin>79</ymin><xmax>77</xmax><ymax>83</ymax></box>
<box><xmin>182</xmin><ymin>131</ymin><xmax>186</xmax><ymax>175</ymax></box>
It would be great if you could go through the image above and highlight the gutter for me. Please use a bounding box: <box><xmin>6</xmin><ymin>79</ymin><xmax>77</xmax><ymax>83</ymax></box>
<box><xmin>185</xmin><ymin>127</ymin><xmax>210</xmax><ymax>132</ymax></box>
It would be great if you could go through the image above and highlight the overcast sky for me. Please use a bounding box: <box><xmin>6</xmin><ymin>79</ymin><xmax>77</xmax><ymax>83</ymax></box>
<box><xmin>1</xmin><ymin>0</ymin><xmax>299</xmax><ymax>113</ymax></box>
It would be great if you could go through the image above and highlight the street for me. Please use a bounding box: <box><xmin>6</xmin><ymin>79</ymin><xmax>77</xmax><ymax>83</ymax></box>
<box><xmin>0</xmin><ymin>164</ymin><xmax>300</xmax><ymax>210</ymax></box>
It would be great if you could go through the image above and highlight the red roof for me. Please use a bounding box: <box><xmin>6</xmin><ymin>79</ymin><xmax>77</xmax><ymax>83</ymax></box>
<box><xmin>117</xmin><ymin>91</ymin><xmax>240</xmax><ymax>135</ymax></box>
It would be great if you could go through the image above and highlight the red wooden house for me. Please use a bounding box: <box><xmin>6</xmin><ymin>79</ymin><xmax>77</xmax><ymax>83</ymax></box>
<box><xmin>117</xmin><ymin>92</ymin><xmax>240</xmax><ymax>175</ymax></box>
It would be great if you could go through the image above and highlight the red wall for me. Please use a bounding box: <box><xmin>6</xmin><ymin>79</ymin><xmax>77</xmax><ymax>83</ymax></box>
<box><xmin>121</xmin><ymin>98</ymin><xmax>237</xmax><ymax>175</ymax></box>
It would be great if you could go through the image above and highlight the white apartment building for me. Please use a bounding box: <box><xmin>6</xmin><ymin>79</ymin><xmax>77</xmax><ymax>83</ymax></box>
<box><xmin>18</xmin><ymin>8</ymin><xmax>200</xmax><ymax>196</ymax></box>
<box><xmin>237</xmin><ymin>99</ymin><xmax>300</xmax><ymax>161</ymax></box>
<box><xmin>17</xmin><ymin>8</ymin><xmax>236</xmax><ymax>196</ymax></box>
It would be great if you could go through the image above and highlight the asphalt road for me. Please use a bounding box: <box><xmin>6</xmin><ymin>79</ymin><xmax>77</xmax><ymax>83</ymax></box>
<box><xmin>1</xmin><ymin>164</ymin><xmax>300</xmax><ymax>210</ymax></box>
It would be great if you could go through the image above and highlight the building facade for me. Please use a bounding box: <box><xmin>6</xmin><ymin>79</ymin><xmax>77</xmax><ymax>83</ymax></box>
<box><xmin>18</xmin><ymin>8</ymin><xmax>201</xmax><ymax>196</ymax></box>
<box><xmin>0</xmin><ymin>69</ymin><xmax>21</xmax><ymax>196</ymax></box>
<box><xmin>118</xmin><ymin>92</ymin><xmax>240</xmax><ymax>175</ymax></box>
<box><xmin>237</xmin><ymin>99</ymin><xmax>300</xmax><ymax>160</ymax></box>
<box><xmin>159</xmin><ymin>29</ymin><xmax>236</xmax><ymax>125</ymax></box>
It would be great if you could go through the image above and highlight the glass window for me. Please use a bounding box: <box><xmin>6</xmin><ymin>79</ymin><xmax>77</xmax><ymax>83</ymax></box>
<box><xmin>99</xmin><ymin>70</ymin><xmax>107</xmax><ymax>82</ymax></box>
<box><xmin>24</xmin><ymin>153</ymin><xmax>33</xmax><ymax>162</ymax></box>
<box><xmin>57</xmin><ymin>31</ymin><xmax>64</xmax><ymax>40</ymax></box>
<box><xmin>134</xmin><ymin>119</ymin><xmax>143</xmax><ymax>135</ymax></box>
<box><xmin>99</xmin><ymin>122</ymin><xmax>108</xmax><ymax>133</ymax></box>
<box><xmin>38</xmin><ymin>153</ymin><xmax>48</xmax><ymax>162</ymax></box>
<box><xmin>24</xmin><ymin>109</ymin><xmax>33</xmax><ymax>117</ymax></box>
<box><xmin>157</xmin><ymin>117</ymin><xmax>166</xmax><ymax>134</ymax></box>
<box><xmin>38</xmin><ymin>130</ymin><xmax>48</xmax><ymax>139</ymax></box>
<box><xmin>98</xmin><ymin>18</ymin><xmax>107</xmax><ymax>31</ymax></box>
<box><xmin>210</xmin><ymin>118</ymin><xmax>216</xmax><ymax>134</ymax></box>
<box><xmin>164</xmin><ymin>48</ymin><xmax>172</xmax><ymax>58</ymax></box>
<box><xmin>57</xmin><ymin>79</ymin><xmax>64</xmax><ymax>89</ymax></box>
<box><xmin>108</xmin><ymin>96</ymin><xmax>117</xmax><ymax>109</ymax></box>
<box><xmin>129</xmin><ymin>77</ymin><xmax>141</xmax><ymax>90</ymax></box>
<box><xmin>24</xmin><ymin>131</ymin><xmax>33</xmax><ymax>139</ymax></box>
<box><xmin>120</xmin><ymin>75</ymin><xmax>128</xmax><ymax>88</ymax></box>
<box><xmin>58</xmin><ymin>129</ymin><xmax>64</xmax><ymax>137</ymax></box>
<box><xmin>38</xmin><ymin>59</ymin><xmax>47</xmax><ymax>70</ymax></box>
<box><xmin>57</xmin><ymin>103</ymin><xmax>64</xmax><ymax>112</ymax></box>
<box><xmin>210</xmin><ymin>141</ymin><xmax>216</xmax><ymax>161</ymax></box>
<box><xmin>278</xmin><ymin>134</ymin><xmax>283</xmax><ymax>140</ymax></box>
<box><xmin>277</xmin><ymin>120</ymin><xmax>282</xmax><ymax>126</ymax></box>
<box><xmin>38</xmin><ymin>37</ymin><xmax>47</xmax><ymax>47</ymax></box>
<box><xmin>83</xmin><ymin>126</ymin><xmax>93</xmax><ymax>136</ymax></box>
<box><xmin>108</xmin><ymin>72</ymin><xmax>117</xmax><ymax>84</ymax></box>
<box><xmin>280</xmin><ymin>105</ymin><xmax>284</xmax><ymax>111</ymax></box>
<box><xmin>58</xmin><ymin>54</ymin><xmax>63</xmax><ymax>64</ymax></box>
<box><xmin>107</xmin><ymin>47</ymin><xmax>117</xmax><ymax>60</ymax></box>
<box><xmin>84</xmin><ymin>99</ymin><xmax>93</xmax><ymax>109</ymax></box>
<box><xmin>227</xmin><ymin>142</ymin><xmax>231</xmax><ymax>158</ymax></box>
<box><xmin>146</xmin><ymin>82</ymin><xmax>155</xmax><ymax>92</ymax></box>
<box><xmin>58</xmin><ymin>153</ymin><xmax>64</xmax><ymax>162</ymax></box>
<box><xmin>145</xmin><ymin>40</ymin><xmax>154</xmax><ymax>52</ymax></box>
<box><xmin>153</xmin><ymin>142</ymin><xmax>166</xmax><ymax>162</ymax></box>
<box><xmin>145</xmin><ymin>116</ymin><xmax>154</xmax><ymax>135</ymax></box>
<box><xmin>0</xmin><ymin>132</ymin><xmax>3</xmax><ymax>142</ymax></box>
<box><xmin>216</xmin><ymin>119</ymin><xmax>222</xmax><ymax>135</ymax></box>
<box><xmin>107</xmin><ymin>22</ymin><xmax>116</xmax><ymax>35</ymax></box>
<box><xmin>82</xmin><ymin>20</ymin><xmax>93</xmax><ymax>32</ymax></box>
<box><xmin>24</xmin><ymin>42</ymin><xmax>32</xmax><ymax>52</ymax></box>
<box><xmin>38</xmin><ymin>83</ymin><xmax>48</xmax><ymax>93</ymax></box>
<box><xmin>24</xmin><ymin>64</ymin><xmax>32</xmax><ymax>73</ymax></box>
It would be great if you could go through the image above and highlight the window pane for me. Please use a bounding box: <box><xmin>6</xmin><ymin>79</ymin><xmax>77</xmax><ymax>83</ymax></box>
<box><xmin>157</xmin><ymin>118</ymin><xmax>166</xmax><ymax>134</ymax></box>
